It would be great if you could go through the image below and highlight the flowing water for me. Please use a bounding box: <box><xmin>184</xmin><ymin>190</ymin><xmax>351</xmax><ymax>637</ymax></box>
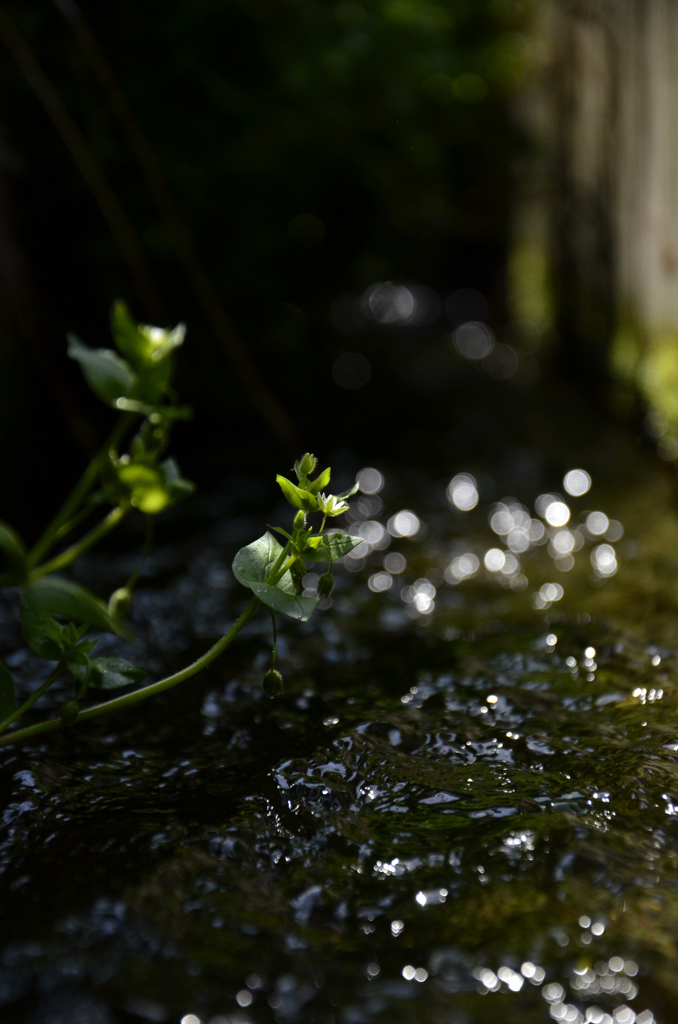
<box><xmin>3</xmin><ymin>354</ymin><xmax>678</xmax><ymax>1024</ymax></box>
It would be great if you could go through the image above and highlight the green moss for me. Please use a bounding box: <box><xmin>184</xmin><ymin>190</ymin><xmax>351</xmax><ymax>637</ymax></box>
<box><xmin>640</xmin><ymin>333</ymin><xmax>678</xmax><ymax>424</ymax></box>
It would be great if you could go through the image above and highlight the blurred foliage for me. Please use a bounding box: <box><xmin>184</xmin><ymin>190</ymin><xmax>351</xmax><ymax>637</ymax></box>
<box><xmin>0</xmin><ymin>0</ymin><xmax>533</xmax><ymax>511</ymax></box>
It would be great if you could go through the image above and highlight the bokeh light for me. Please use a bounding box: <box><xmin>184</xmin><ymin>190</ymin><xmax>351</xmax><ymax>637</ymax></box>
<box><xmin>357</xmin><ymin>467</ymin><xmax>384</xmax><ymax>494</ymax></box>
<box><xmin>484</xmin><ymin>548</ymin><xmax>506</xmax><ymax>571</ymax></box>
<box><xmin>445</xmin><ymin>552</ymin><xmax>479</xmax><ymax>582</ymax></box>
<box><xmin>591</xmin><ymin>543</ymin><xmax>617</xmax><ymax>577</ymax></box>
<box><xmin>388</xmin><ymin>510</ymin><xmax>421</xmax><ymax>538</ymax></box>
<box><xmin>362</xmin><ymin>282</ymin><xmax>415</xmax><ymax>325</ymax></box>
<box><xmin>452</xmin><ymin>321</ymin><xmax>495</xmax><ymax>360</ymax></box>
<box><xmin>447</xmin><ymin>473</ymin><xmax>479</xmax><ymax>510</ymax></box>
<box><xmin>586</xmin><ymin>511</ymin><xmax>609</xmax><ymax>536</ymax></box>
<box><xmin>383</xmin><ymin>552</ymin><xmax>406</xmax><ymax>574</ymax></box>
<box><xmin>543</xmin><ymin>500</ymin><xmax>570</xmax><ymax>527</ymax></box>
<box><xmin>563</xmin><ymin>468</ymin><xmax>592</xmax><ymax>496</ymax></box>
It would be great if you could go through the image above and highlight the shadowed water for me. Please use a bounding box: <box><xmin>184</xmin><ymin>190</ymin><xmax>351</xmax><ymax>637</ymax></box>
<box><xmin>2</xmin><ymin>359</ymin><xmax>678</xmax><ymax>1024</ymax></box>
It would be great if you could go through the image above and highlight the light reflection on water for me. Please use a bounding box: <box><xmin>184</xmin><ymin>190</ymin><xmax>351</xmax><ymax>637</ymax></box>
<box><xmin>343</xmin><ymin>462</ymin><xmax>623</xmax><ymax>623</ymax></box>
<box><xmin>4</xmin><ymin>397</ymin><xmax>678</xmax><ymax>1022</ymax></box>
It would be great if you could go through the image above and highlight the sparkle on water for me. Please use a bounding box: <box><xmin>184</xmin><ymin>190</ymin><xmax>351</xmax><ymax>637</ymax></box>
<box><xmin>0</xmin><ymin>435</ymin><xmax>676</xmax><ymax>1024</ymax></box>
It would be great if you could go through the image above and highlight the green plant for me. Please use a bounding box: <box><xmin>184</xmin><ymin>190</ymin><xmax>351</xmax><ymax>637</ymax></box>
<box><xmin>0</xmin><ymin>303</ymin><xmax>360</xmax><ymax>749</ymax></box>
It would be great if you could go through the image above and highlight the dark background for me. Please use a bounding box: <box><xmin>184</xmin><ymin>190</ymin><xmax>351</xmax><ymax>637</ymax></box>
<box><xmin>0</xmin><ymin>0</ymin><xmax>533</xmax><ymax>536</ymax></box>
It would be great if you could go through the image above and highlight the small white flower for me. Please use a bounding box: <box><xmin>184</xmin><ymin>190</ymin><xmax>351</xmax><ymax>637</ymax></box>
<box><xmin>318</xmin><ymin>493</ymin><xmax>349</xmax><ymax>516</ymax></box>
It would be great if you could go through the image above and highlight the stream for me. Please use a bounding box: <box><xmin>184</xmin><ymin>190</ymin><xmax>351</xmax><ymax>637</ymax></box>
<box><xmin>2</xmin><ymin>344</ymin><xmax>678</xmax><ymax>1024</ymax></box>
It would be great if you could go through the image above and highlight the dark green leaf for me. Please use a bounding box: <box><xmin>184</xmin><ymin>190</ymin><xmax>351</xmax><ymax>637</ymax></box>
<box><xmin>307</xmin><ymin>466</ymin><xmax>331</xmax><ymax>495</ymax></box>
<box><xmin>233</xmin><ymin>532</ymin><xmax>285</xmax><ymax>588</ymax></box>
<box><xmin>249</xmin><ymin>581</ymin><xmax>318</xmax><ymax>621</ymax></box>
<box><xmin>232</xmin><ymin>532</ymin><xmax>318</xmax><ymax>620</ymax></box>
<box><xmin>66</xmin><ymin>639</ymin><xmax>98</xmax><ymax>666</ymax></box>
<box><xmin>302</xmin><ymin>532</ymin><xmax>363</xmax><ymax>562</ymax></box>
<box><xmin>276</xmin><ymin>475</ymin><xmax>318</xmax><ymax>512</ymax></box>
<box><xmin>21</xmin><ymin>578</ymin><xmax>132</xmax><ymax>644</ymax></box>
<box><xmin>0</xmin><ymin>521</ymin><xmax>27</xmax><ymax>584</ymax></box>
<box><xmin>70</xmin><ymin>656</ymin><xmax>146</xmax><ymax>690</ymax></box>
<box><xmin>68</xmin><ymin>335</ymin><xmax>137</xmax><ymax>408</ymax></box>
<box><xmin>20</xmin><ymin>605</ymin><xmax>70</xmax><ymax>660</ymax></box>
<box><xmin>0</xmin><ymin>660</ymin><xmax>15</xmax><ymax>721</ymax></box>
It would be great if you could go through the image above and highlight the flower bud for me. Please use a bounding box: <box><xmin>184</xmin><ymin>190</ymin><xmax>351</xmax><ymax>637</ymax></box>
<box><xmin>317</xmin><ymin>572</ymin><xmax>335</xmax><ymax>597</ymax></box>
<box><xmin>108</xmin><ymin>587</ymin><xmax>132</xmax><ymax>619</ymax></box>
<box><xmin>294</xmin><ymin>453</ymin><xmax>317</xmax><ymax>480</ymax></box>
<box><xmin>293</xmin><ymin>510</ymin><xmax>306</xmax><ymax>532</ymax></box>
<box><xmin>263</xmin><ymin>668</ymin><xmax>284</xmax><ymax>698</ymax></box>
<box><xmin>60</xmin><ymin>700</ymin><xmax>80</xmax><ymax>727</ymax></box>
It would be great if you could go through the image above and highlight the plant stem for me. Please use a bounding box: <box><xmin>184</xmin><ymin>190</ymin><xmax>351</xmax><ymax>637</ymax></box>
<box><xmin>29</xmin><ymin>415</ymin><xmax>133</xmax><ymax>567</ymax></box>
<box><xmin>267</xmin><ymin>540</ymin><xmax>292</xmax><ymax>585</ymax></box>
<box><xmin>30</xmin><ymin>505</ymin><xmax>128</xmax><ymax>580</ymax></box>
<box><xmin>0</xmin><ymin>663</ymin><xmax>64</xmax><ymax>735</ymax></box>
<box><xmin>0</xmin><ymin>597</ymin><xmax>261</xmax><ymax>749</ymax></box>
<box><xmin>53</xmin><ymin>494</ymin><xmax>102</xmax><ymax>544</ymax></box>
<box><xmin>0</xmin><ymin>518</ymin><xmax>311</xmax><ymax>750</ymax></box>
<box><xmin>277</xmin><ymin>553</ymin><xmax>298</xmax><ymax>579</ymax></box>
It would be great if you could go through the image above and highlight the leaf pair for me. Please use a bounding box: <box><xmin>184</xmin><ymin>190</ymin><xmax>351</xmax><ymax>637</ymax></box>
<box><xmin>232</xmin><ymin>533</ymin><xmax>318</xmax><ymax>620</ymax></box>
<box><xmin>18</xmin><ymin>578</ymin><xmax>144</xmax><ymax>695</ymax></box>
<box><xmin>271</xmin><ymin>527</ymin><xmax>360</xmax><ymax>564</ymax></box>
<box><xmin>276</xmin><ymin>465</ymin><xmax>332</xmax><ymax>509</ymax></box>
<box><xmin>68</xmin><ymin>301</ymin><xmax>188</xmax><ymax>415</ymax></box>
<box><xmin>19</xmin><ymin>577</ymin><xmax>129</xmax><ymax>659</ymax></box>
<box><xmin>69</xmin><ymin>657</ymin><xmax>146</xmax><ymax>691</ymax></box>
<box><xmin>233</xmin><ymin>531</ymin><xmax>363</xmax><ymax>620</ymax></box>
<box><xmin>110</xmin><ymin>457</ymin><xmax>194</xmax><ymax>515</ymax></box>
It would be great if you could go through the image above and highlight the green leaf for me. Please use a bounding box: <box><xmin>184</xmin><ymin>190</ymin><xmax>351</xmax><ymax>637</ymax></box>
<box><xmin>20</xmin><ymin>605</ymin><xmax>73</xmax><ymax>660</ymax></box>
<box><xmin>160</xmin><ymin>458</ymin><xmax>195</xmax><ymax>499</ymax></box>
<box><xmin>111</xmin><ymin>300</ymin><xmax>185</xmax><ymax>368</ymax></box>
<box><xmin>335</xmin><ymin>482</ymin><xmax>360</xmax><ymax>501</ymax></box>
<box><xmin>298</xmin><ymin>534</ymin><xmax>330</xmax><ymax>561</ymax></box>
<box><xmin>66</xmin><ymin>639</ymin><xmax>99</xmax><ymax>665</ymax></box>
<box><xmin>249</xmin><ymin>581</ymin><xmax>318</xmax><ymax>621</ymax></box>
<box><xmin>110</xmin><ymin>301</ymin><xmax>189</xmax><ymax>406</ymax></box>
<box><xmin>232</xmin><ymin>532</ymin><xmax>318</xmax><ymax>620</ymax></box>
<box><xmin>307</xmin><ymin>466</ymin><xmax>331</xmax><ymax>495</ymax></box>
<box><xmin>302</xmin><ymin>532</ymin><xmax>363</xmax><ymax>562</ymax></box>
<box><xmin>276</xmin><ymin>475</ymin><xmax>318</xmax><ymax>512</ymax></box>
<box><xmin>111</xmin><ymin>300</ymin><xmax>148</xmax><ymax>368</ymax></box>
<box><xmin>269</xmin><ymin>525</ymin><xmax>294</xmax><ymax>544</ymax></box>
<box><xmin>21</xmin><ymin>578</ymin><xmax>132</xmax><ymax>650</ymax></box>
<box><xmin>114</xmin><ymin>458</ymin><xmax>194</xmax><ymax>514</ymax></box>
<box><xmin>233</xmin><ymin>531</ymin><xmax>286</xmax><ymax>589</ymax></box>
<box><xmin>68</xmin><ymin>335</ymin><xmax>137</xmax><ymax>408</ymax></box>
<box><xmin>117</xmin><ymin>464</ymin><xmax>170</xmax><ymax>514</ymax></box>
<box><xmin>0</xmin><ymin>521</ymin><xmax>27</xmax><ymax>584</ymax></box>
<box><xmin>70</xmin><ymin>656</ymin><xmax>146</xmax><ymax>690</ymax></box>
<box><xmin>0</xmin><ymin>660</ymin><xmax>15</xmax><ymax>721</ymax></box>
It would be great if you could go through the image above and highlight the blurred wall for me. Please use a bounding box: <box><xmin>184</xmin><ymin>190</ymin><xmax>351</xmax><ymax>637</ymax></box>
<box><xmin>531</xmin><ymin>0</ymin><xmax>678</xmax><ymax>452</ymax></box>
